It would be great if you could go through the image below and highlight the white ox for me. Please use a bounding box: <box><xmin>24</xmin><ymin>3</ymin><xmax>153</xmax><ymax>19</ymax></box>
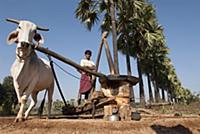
<box><xmin>6</xmin><ymin>18</ymin><xmax>54</xmax><ymax>122</ymax></box>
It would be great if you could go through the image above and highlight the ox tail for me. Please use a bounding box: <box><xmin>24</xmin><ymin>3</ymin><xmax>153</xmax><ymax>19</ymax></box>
<box><xmin>38</xmin><ymin>90</ymin><xmax>48</xmax><ymax>118</ymax></box>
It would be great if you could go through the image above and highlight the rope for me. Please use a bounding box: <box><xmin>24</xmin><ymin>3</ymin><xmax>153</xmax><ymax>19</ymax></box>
<box><xmin>52</xmin><ymin>60</ymin><xmax>92</xmax><ymax>83</ymax></box>
<box><xmin>43</xmin><ymin>48</ymin><xmax>80</xmax><ymax>80</ymax></box>
<box><xmin>53</xmin><ymin>61</ymin><xmax>81</xmax><ymax>80</ymax></box>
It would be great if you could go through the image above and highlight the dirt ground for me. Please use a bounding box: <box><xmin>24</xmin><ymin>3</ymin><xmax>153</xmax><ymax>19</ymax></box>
<box><xmin>0</xmin><ymin>116</ymin><xmax>200</xmax><ymax>134</ymax></box>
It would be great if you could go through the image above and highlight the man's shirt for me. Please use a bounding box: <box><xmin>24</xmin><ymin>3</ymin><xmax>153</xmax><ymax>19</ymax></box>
<box><xmin>80</xmin><ymin>59</ymin><xmax>95</xmax><ymax>67</ymax></box>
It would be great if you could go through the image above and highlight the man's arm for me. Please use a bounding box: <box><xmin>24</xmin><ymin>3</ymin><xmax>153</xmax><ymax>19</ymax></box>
<box><xmin>78</xmin><ymin>59</ymin><xmax>84</xmax><ymax>73</ymax></box>
<box><xmin>78</xmin><ymin>59</ymin><xmax>96</xmax><ymax>72</ymax></box>
<box><xmin>85</xmin><ymin>65</ymin><xmax>96</xmax><ymax>71</ymax></box>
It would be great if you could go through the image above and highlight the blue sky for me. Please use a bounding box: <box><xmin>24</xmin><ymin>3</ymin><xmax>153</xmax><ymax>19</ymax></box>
<box><xmin>0</xmin><ymin>0</ymin><xmax>199</xmax><ymax>101</ymax></box>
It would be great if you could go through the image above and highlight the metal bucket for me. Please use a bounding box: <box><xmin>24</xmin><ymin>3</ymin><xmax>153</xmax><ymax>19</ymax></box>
<box><xmin>108</xmin><ymin>114</ymin><xmax>120</xmax><ymax>121</ymax></box>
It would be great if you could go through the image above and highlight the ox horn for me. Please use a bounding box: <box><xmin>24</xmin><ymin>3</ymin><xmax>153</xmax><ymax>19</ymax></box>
<box><xmin>6</xmin><ymin>18</ymin><xmax>20</xmax><ymax>24</ymax></box>
<box><xmin>37</xmin><ymin>26</ymin><xmax>49</xmax><ymax>31</ymax></box>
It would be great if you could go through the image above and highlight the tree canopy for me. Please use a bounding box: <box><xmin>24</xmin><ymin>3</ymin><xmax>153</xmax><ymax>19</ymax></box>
<box><xmin>0</xmin><ymin>76</ymin><xmax>17</xmax><ymax>115</ymax></box>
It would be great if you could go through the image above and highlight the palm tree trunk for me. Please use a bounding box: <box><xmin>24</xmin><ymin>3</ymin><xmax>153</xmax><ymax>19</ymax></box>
<box><xmin>167</xmin><ymin>88</ymin><xmax>172</xmax><ymax>102</ymax></box>
<box><xmin>147</xmin><ymin>73</ymin><xmax>153</xmax><ymax>102</ymax></box>
<box><xmin>161</xmin><ymin>88</ymin><xmax>165</xmax><ymax>102</ymax></box>
<box><xmin>137</xmin><ymin>58</ymin><xmax>145</xmax><ymax>105</ymax></box>
<box><xmin>110</xmin><ymin>0</ymin><xmax>119</xmax><ymax>74</ymax></box>
<box><xmin>153</xmin><ymin>80</ymin><xmax>160</xmax><ymax>102</ymax></box>
<box><xmin>126</xmin><ymin>54</ymin><xmax>135</xmax><ymax>103</ymax></box>
<box><xmin>152</xmin><ymin>68</ymin><xmax>161</xmax><ymax>103</ymax></box>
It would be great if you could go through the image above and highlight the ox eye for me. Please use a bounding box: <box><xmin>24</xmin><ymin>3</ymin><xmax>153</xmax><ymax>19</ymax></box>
<box><xmin>25</xmin><ymin>44</ymin><xmax>29</xmax><ymax>48</ymax></box>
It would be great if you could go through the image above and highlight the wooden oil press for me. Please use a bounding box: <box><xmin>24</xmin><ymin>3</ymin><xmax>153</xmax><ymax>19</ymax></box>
<box><xmin>32</xmin><ymin>32</ymin><xmax>139</xmax><ymax>121</ymax></box>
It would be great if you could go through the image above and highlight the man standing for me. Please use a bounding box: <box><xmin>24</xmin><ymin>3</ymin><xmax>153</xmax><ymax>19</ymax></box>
<box><xmin>78</xmin><ymin>50</ymin><xmax>96</xmax><ymax>105</ymax></box>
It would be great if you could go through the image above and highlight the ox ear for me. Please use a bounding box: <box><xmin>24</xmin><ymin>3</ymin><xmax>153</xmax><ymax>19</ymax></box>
<box><xmin>7</xmin><ymin>30</ymin><xmax>18</xmax><ymax>45</ymax></box>
<box><xmin>33</xmin><ymin>33</ymin><xmax>44</xmax><ymax>45</ymax></box>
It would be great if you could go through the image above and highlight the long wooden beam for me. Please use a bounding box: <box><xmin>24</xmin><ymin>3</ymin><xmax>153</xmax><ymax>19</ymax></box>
<box><xmin>31</xmin><ymin>44</ymin><xmax>139</xmax><ymax>86</ymax></box>
<box><xmin>31</xmin><ymin>44</ymin><xmax>107</xmax><ymax>78</ymax></box>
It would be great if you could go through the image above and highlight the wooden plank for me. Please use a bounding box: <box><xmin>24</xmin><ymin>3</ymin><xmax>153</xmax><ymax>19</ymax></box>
<box><xmin>106</xmin><ymin>75</ymin><xmax>139</xmax><ymax>86</ymax></box>
<box><xmin>96</xmin><ymin>98</ymin><xmax>115</xmax><ymax>107</ymax></box>
<box><xmin>74</xmin><ymin>97</ymin><xmax>116</xmax><ymax>115</ymax></box>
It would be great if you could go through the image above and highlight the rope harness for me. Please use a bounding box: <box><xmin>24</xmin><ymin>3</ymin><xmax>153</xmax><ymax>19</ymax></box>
<box><xmin>52</xmin><ymin>59</ymin><xmax>93</xmax><ymax>83</ymax></box>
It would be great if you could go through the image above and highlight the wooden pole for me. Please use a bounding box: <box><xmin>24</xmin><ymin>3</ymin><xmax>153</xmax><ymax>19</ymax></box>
<box><xmin>31</xmin><ymin>44</ymin><xmax>106</xmax><ymax>79</ymax></box>
<box><xmin>48</xmin><ymin>56</ymin><xmax>68</xmax><ymax>107</ymax></box>
<box><xmin>92</xmin><ymin>34</ymin><xmax>104</xmax><ymax>91</ymax></box>
<box><xmin>93</xmin><ymin>32</ymin><xmax>110</xmax><ymax>90</ymax></box>
<box><xmin>103</xmin><ymin>38</ymin><xmax>115</xmax><ymax>74</ymax></box>
<box><xmin>95</xmin><ymin>32</ymin><xmax>109</xmax><ymax>71</ymax></box>
<box><xmin>91</xmin><ymin>33</ymin><xmax>108</xmax><ymax>117</ymax></box>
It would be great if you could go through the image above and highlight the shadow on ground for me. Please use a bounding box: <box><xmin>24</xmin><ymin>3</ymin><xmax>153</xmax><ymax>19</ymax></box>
<box><xmin>151</xmin><ymin>124</ymin><xmax>193</xmax><ymax>134</ymax></box>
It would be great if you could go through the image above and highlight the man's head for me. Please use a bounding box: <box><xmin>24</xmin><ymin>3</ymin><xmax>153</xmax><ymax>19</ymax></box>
<box><xmin>85</xmin><ymin>50</ymin><xmax>92</xmax><ymax>60</ymax></box>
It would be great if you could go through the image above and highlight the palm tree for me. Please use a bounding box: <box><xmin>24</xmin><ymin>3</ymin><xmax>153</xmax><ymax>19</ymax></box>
<box><xmin>144</xmin><ymin>42</ymin><xmax>169</xmax><ymax>102</ymax></box>
<box><xmin>128</xmin><ymin>1</ymin><xmax>163</xmax><ymax>104</ymax></box>
<box><xmin>117</xmin><ymin>0</ymin><xmax>146</xmax><ymax>104</ymax></box>
<box><xmin>117</xmin><ymin>0</ymin><xmax>144</xmax><ymax>103</ymax></box>
<box><xmin>75</xmin><ymin>0</ymin><xmax>119</xmax><ymax>74</ymax></box>
<box><xmin>110</xmin><ymin>0</ymin><xmax>119</xmax><ymax>74</ymax></box>
<box><xmin>129</xmin><ymin>2</ymin><xmax>172</xmax><ymax>104</ymax></box>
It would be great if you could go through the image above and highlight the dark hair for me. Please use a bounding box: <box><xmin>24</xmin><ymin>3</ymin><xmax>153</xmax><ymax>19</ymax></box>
<box><xmin>85</xmin><ymin>50</ymin><xmax>92</xmax><ymax>55</ymax></box>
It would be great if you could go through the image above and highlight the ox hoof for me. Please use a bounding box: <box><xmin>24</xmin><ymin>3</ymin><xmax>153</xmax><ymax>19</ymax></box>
<box><xmin>14</xmin><ymin>118</ymin><xmax>25</xmax><ymax>123</ymax></box>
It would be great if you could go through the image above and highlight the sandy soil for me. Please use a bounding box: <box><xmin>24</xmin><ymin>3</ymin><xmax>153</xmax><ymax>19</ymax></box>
<box><xmin>0</xmin><ymin>116</ymin><xmax>200</xmax><ymax>134</ymax></box>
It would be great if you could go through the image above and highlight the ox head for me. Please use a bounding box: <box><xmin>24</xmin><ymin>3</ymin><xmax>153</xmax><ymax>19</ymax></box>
<box><xmin>6</xmin><ymin>18</ymin><xmax>49</xmax><ymax>59</ymax></box>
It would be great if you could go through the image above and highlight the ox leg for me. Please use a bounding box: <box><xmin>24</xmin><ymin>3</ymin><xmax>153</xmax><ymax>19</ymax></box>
<box><xmin>13</xmin><ymin>81</ymin><xmax>22</xmax><ymax>104</ymax></box>
<box><xmin>24</xmin><ymin>91</ymin><xmax>38</xmax><ymax>119</ymax></box>
<box><xmin>15</xmin><ymin>96</ymin><xmax>27</xmax><ymax>122</ymax></box>
<box><xmin>15</xmin><ymin>78</ymin><xmax>38</xmax><ymax>122</ymax></box>
<box><xmin>47</xmin><ymin>83</ymin><xmax>54</xmax><ymax>119</ymax></box>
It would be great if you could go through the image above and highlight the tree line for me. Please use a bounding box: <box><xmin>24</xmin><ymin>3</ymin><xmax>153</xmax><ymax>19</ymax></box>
<box><xmin>0</xmin><ymin>76</ymin><xmax>77</xmax><ymax>116</ymax></box>
<box><xmin>75</xmin><ymin>0</ymin><xmax>199</xmax><ymax>104</ymax></box>
<box><xmin>0</xmin><ymin>76</ymin><xmax>17</xmax><ymax>115</ymax></box>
